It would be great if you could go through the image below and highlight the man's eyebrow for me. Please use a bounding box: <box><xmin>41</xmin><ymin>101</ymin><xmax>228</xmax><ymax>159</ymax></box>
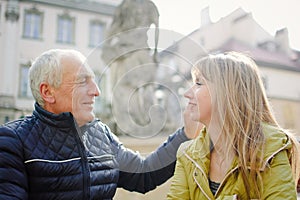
<box><xmin>76</xmin><ymin>72</ymin><xmax>95</xmax><ymax>79</ymax></box>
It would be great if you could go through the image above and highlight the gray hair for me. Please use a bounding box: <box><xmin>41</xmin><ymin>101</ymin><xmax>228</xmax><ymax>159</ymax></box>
<box><xmin>29</xmin><ymin>49</ymin><xmax>84</xmax><ymax>107</ymax></box>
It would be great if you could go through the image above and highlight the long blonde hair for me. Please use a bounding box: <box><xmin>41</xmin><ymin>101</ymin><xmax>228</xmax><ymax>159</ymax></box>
<box><xmin>192</xmin><ymin>51</ymin><xmax>300</xmax><ymax>198</ymax></box>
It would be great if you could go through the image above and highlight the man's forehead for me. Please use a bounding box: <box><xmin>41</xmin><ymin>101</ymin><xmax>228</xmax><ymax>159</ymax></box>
<box><xmin>77</xmin><ymin>64</ymin><xmax>94</xmax><ymax>75</ymax></box>
<box><xmin>62</xmin><ymin>61</ymin><xmax>94</xmax><ymax>80</ymax></box>
<box><xmin>72</xmin><ymin>65</ymin><xmax>94</xmax><ymax>81</ymax></box>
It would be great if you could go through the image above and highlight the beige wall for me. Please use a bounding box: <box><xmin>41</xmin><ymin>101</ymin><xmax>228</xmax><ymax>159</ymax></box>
<box><xmin>270</xmin><ymin>99</ymin><xmax>300</xmax><ymax>136</ymax></box>
<box><xmin>260</xmin><ymin>66</ymin><xmax>300</xmax><ymax>135</ymax></box>
<box><xmin>115</xmin><ymin>180</ymin><xmax>171</xmax><ymax>200</ymax></box>
<box><xmin>261</xmin><ymin>67</ymin><xmax>300</xmax><ymax>101</ymax></box>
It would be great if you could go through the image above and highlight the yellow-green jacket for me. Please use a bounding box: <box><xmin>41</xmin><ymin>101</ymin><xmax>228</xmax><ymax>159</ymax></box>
<box><xmin>167</xmin><ymin>124</ymin><xmax>297</xmax><ymax>200</ymax></box>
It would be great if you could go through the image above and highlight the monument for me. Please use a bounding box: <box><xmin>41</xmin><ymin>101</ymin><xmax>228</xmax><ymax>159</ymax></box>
<box><xmin>101</xmin><ymin>0</ymin><xmax>165</xmax><ymax>137</ymax></box>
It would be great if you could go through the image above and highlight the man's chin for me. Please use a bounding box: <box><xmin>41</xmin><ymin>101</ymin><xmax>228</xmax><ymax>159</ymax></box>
<box><xmin>86</xmin><ymin>114</ymin><xmax>95</xmax><ymax>122</ymax></box>
<box><xmin>74</xmin><ymin>114</ymin><xmax>95</xmax><ymax>126</ymax></box>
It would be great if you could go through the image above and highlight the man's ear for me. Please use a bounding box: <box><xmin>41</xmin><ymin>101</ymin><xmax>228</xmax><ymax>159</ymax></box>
<box><xmin>40</xmin><ymin>82</ymin><xmax>55</xmax><ymax>104</ymax></box>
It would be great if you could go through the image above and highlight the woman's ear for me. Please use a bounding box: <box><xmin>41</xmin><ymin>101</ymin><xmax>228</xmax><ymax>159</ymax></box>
<box><xmin>40</xmin><ymin>82</ymin><xmax>55</xmax><ymax>104</ymax></box>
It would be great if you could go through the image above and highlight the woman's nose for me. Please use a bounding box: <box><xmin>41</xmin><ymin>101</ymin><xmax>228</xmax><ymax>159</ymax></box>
<box><xmin>184</xmin><ymin>86</ymin><xmax>194</xmax><ymax>99</ymax></box>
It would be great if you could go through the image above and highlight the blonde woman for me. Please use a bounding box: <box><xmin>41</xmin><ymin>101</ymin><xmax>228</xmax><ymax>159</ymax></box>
<box><xmin>167</xmin><ymin>52</ymin><xmax>300</xmax><ymax>199</ymax></box>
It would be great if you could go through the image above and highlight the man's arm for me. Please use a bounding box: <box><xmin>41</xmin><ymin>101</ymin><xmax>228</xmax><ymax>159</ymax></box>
<box><xmin>0</xmin><ymin>126</ymin><xmax>28</xmax><ymax>200</ymax></box>
<box><xmin>99</xmin><ymin>102</ymin><xmax>202</xmax><ymax>193</ymax></box>
<box><xmin>105</xmin><ymin>126</ymin><xmax>189</xmax><ymax>193</ymax></box>
<box><xmin>118</xmin><ymin>160</ymin><xmax>176</xmax><ymax>193</ymax></box>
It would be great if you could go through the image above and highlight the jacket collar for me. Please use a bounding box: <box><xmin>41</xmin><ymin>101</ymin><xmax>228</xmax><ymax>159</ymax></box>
<box><xmin>187</xmin><ymin>127</ymin><xmax>211</xmax><ymax>160</ymax></box>
<box><xmin>33</xmin><ymin>103</ymin><xmax>76</xmax><ymax>128</ymax></box>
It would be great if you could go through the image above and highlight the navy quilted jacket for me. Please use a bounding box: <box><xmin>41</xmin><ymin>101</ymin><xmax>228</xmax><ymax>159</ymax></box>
<box><xmin>0</xmin><ymin>104</ymin><xmax>188</xmax><ymax>200</ymax></box>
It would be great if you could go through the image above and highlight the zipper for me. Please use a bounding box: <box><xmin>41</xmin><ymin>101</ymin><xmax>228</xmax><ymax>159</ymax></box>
<box><xmin>215</xmin><ymin>166</ymin><xmax>239</xmax><ymax>196</ymax></box>
<box><xmin>184</xmin><ymin>152</ymin><xmax>212</xmax><ymax>200</ymax></box>
<box><xmin>185</xmin><ymin>151</ymin><xmax>239</xmax><ymax>199</ymax></box>
<box><xmin>73</xmin><ymin>118</ymin><xmax>90</xmax><ymax>200</ymax></box>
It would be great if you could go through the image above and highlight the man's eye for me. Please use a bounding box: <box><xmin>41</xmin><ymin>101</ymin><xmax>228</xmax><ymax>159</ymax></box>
<box><xmin>196</xmin><ymin>82</ymin><xmax>203</xmax><ymax>86</ymax></box>
<box><xmin>77</xmin><ymin>78</ymin><xmax>87</xmax><ymax>84</ymax></box>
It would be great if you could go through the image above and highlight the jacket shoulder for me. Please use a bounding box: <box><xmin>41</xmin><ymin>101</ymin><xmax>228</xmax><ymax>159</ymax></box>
<box><xmin>92</xmin><ymin>120</ymin><xmax>122</xmax><ymax>145</ymax></box>
<box><xmin>0</xmin><ymin>118</ymin><xmax>26</xmax><ymax>137</ymax></box>
<box><xmin>177</xmin><ymin>140</ymin><xmax>194</xmax><ymax>158</ymax></box>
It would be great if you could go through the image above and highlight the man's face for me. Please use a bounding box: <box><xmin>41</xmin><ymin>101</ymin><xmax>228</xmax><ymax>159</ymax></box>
<box><xmin>50</xmin><ymin>55</ymin><xmax>100</xmax><ymax>126</ymax></box>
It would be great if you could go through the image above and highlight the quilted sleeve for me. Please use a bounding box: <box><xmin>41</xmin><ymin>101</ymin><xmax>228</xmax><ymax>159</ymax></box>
<box><xmin>0</xmin><ymin>126</ymin><xmax>28</xmax><ymax>200</ymax></box>
<box><xmin>110</xmin><ymin>127</ymin><xmax>189</xmax><ymax>193</ymax></box>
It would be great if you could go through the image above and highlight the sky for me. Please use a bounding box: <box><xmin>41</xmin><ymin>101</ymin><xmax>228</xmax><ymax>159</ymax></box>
<box><xmin>151</xmin><ymin>0</ymin><xmax>300</xmax><ymax>51</ymax></box>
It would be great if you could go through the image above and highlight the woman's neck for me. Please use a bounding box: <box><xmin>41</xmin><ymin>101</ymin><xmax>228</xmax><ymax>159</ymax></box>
<box><xmin>206</xmin><ymin>124</ymin><xmax>223</xmax><ymax>152</ymax></box>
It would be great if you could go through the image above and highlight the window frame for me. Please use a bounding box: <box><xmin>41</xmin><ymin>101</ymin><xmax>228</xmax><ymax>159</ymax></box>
<box><xmin>19</xmin><ymin>64</ymin><xmax>33</xmax><ymax>98</ymax></box>
<box><xmin>22</xmin><ymin>8</ymin><xmax>43</xmax><ymax>40</ymax></box>
<box><xmin>89</xmin><ymin>20</ymin><xmax>105</xmax><ymax>48</ymax></box>
<box><xmin>56</xmin><ymin>13</ymin><xmax>75</xmax><ymax>44</ymax></box>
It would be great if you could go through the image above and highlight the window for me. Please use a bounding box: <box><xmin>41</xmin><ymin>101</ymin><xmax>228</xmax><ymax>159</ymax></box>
<box><xmin>23</xmin><ymin>8</ymin><xmax>43</xmax><ymax>39</ymax></box>
<box><xmin>57</xmin><ymin>14</ymin><xmax>75</xmax><ymax>44</ymax></box>
<box><xmin>0</xmin><ymin>4</ymin><xmax>2</xmax><ymax>30</ymax></box>
<box><xmin>89</xmin><ymin>20</ymin><xmax>104</xmax><ymax>47</ymax></box>
<box><xmin>19</xmin><ymin>65</ymin><xmax>32</xmax><ymax>98</ymax></box>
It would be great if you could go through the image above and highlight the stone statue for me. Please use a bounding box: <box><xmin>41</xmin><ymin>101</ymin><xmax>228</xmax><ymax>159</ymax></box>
<box><xmin>101</xmin><ymin>0</ymin><xmax>164</xmax><ymax>137</ymax></box>
<box><xmin>102</xmin><ymin>0</ymin><xmax>159</xmax><ymax>64</ymax></box>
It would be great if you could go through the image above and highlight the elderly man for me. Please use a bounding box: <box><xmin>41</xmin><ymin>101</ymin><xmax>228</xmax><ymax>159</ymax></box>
<box><xmin>0</xmin><ymin>49</ymin><xmax>199</xmax><ymax>199</ymax></box>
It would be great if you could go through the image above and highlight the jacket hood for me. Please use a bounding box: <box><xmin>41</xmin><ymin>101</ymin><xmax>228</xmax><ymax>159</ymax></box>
<box><xmin>260</xmin><ymin>123</ymin><xmax>292</xmax><ymax>170</ymax></box>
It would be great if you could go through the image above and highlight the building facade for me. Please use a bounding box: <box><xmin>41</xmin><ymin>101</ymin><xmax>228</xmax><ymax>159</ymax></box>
<box><xmin>0</xmin><ymin>0</ymin><xmax>120</xmax><ymax>124</ymax></box>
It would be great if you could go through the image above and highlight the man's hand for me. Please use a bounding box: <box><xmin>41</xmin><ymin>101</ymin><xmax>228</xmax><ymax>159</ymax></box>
<box><xmin>183</xmin><ymin>104</ymin><xmax>203</xmax><ymax>139</ymax></box>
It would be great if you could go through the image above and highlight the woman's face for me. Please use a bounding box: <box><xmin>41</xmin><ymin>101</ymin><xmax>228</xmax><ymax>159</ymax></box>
<box><xmin>184</xmin><ymin>76</ymin><xmax>212</xmax><ymax>126</ymax></box>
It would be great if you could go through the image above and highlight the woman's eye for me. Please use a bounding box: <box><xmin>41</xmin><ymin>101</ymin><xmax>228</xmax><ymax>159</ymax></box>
<box><xmin>196</xmin><ymin>82</ymin><xmax>203</xmax><ymax>86</ymax></box>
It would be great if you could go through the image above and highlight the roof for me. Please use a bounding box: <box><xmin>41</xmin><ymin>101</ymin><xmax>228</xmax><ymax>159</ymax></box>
<box><xmin>20</xmin><ymin>0</ymin><xmax>117</xmax><ymax>16</ymax></box>
<box><xmin>217</xmin><ymin>38</ymin><xmax>300</xmax><ymax>72</ymax></box>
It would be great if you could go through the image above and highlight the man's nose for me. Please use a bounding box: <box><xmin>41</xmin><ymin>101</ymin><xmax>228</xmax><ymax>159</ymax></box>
<box><xmin>89</xmin><ymin>80</ymin><xmax>101</xmax><ymax>97</ymax></box>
